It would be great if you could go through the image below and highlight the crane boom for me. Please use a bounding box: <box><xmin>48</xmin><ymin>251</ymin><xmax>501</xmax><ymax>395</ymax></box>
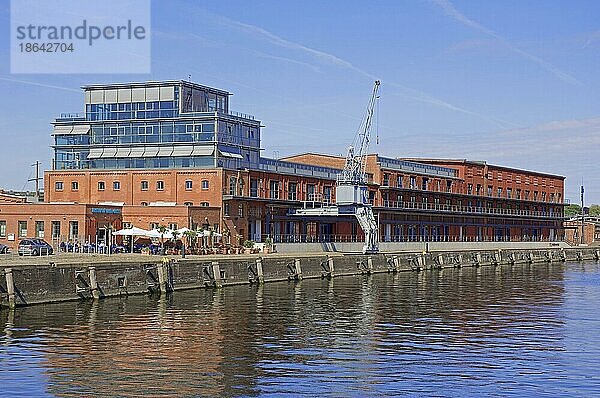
<box><xmin>292</xmin><ymin>80</ymin><xmax>381</xmax><ymax>254</ymax></box>
<box><xmin>339</xmin><ymin>80</ymin><xmax>380</xmax><ymax>186</ymax></box>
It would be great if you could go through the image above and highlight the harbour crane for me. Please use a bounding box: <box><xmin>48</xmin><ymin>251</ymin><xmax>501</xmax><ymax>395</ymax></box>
<box><xmin>335</xmin><ymin>80</ymin><xmax>380</xmax><ymax>253</ymax></box>
<box><xmin>292</xmin><ymin>81</ymin><xmax>381</xmax><ymax>254</ymax></box>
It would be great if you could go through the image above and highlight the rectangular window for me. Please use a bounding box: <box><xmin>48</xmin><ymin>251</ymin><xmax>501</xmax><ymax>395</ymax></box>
<box><xmin>467</xmin><ymin>184</ymin><xmax>473</xmax><ymax>195</ymax></box>
<box><xmin>476</xmin><ymin>184</ymin><xmax>482</xmax><ymax>195</ymax></box>
<box><xmin>113</xmin><ymin>181</ymin><xmax>121</xmax><ymax>191</ymax></box>
<box><xmin>542</xmin><ymin>192</ymin><xmax>546</xmax><ymax>202</ymax></box>
<box><xmin>446</xmin><ymin>180</ymin><xmax>452</xmax><ymax>193</ymax></box>
<box><xmin>323</xmin><ymin>186</ymin><xmax>332</xmax><ymax>202</ymax></box>
<box><xmin>201</xmin><ymin>180</ymin><xmax>209</xmax><ymax>190</ymax></box>
<box><xmin>422</xmin><ymin>178</ymin><xmax>429</xmax><ymax>191</ymax></box>
<box><xmin>185</xmin><ymin>180</ymin><xmax>193</xmax><ymax>190</ymax></box>
<box><xmin>397</xmin><ymin>175</ymin><xmax>403</xmax><ymax>188</ymax></box>
<box><xmin>150</xmin><ymin>222</ymin><xmax>159</xmax><ymax>230</ymax></box>
<box><xmin>410</xmin><ymin>176</ymin><xmax>416</xmax><ymax>189</ymax></box>
<box><xmin>497</xmin><ymin>187</ymin><xmax>502</xmax><ymax>197</ymax></box>
<box><xmin>157</xmin><ymin>181</ymin><xmax>164</xmax><ymax>191</ymax></box>
<box><xmin>55</xmin><ymin>181</ymin><xmax>64</xmax><ymax>191</ymax></box>
<box><xmin>200</xmin><ymin>202</ymin><xmax>209</xmax><ymax>207</ymax></box>
<box><xmin>141</xmin><ymin>181</ymin><xmax>149</xmax><ymax>190</ymax></box>
<box><xmin>238</xmin><ymin>204</ymin><xmax>243</xmax><ymax>217</ymax></box>
<box><xmin>51</xmin><ymin>221</ymin><xmax>61</xmax><ymax>239</ymax></box>
<box><xmin>487</xmin><ymin>185</ymin><xmax>492</xmax><ymax>196</ymax></box>
<box><xmin>383</xmin><ymin>174</ymin><xmax>390</xmax><ymax>186</ymax></box>
<box><xmin>270</xmin><ymin>180</ymin><xmax>280</xmax><ymax>199</ymax></box>
<box><xmin>224</xmin><ymin>202</ymin><xmax>230</xmax><ymax>216</ymax></box>
<box><xmin>306</xmin><ymin>184</ymin><xmax>315</xmax><ymax>200</ymax></box>
<box><xmin>98</xmin><ymin>181</ymin><xmax>105</xmax><ymax>191</ymax></box>
<box><xmin>18</xmin><ymin>221</ymin><xmax>27</xmax><ymax>237</ymax></box>
<box><xmin>0</xmin><ymin>221</ymin><xmax>6</xmax><ymax>237</ymax></box>
<box><xmin>69</xmin><ymin>221</ymin><xmax>79</xmax><ymax>239</ymax></box>
<box><xmin>288</xmin><ymin>182</ymin><xmax>297</xmax><ymax>201</ymax></box>
<box><xmin>250</xmin><ymin>178</ymin><xmax>258</xmax><ymax>197</ymax></box>
<box><xmin>71</xmin><ymin>181</ymin><xmax>79</xmax><ymax>191</ymax></box>
<box><xmin>507</xmin><ymin>188</ymin><xmax>512</xmax><ymax>199</ymax></box>
<box><xmin>169</xmin><ymin>223</ymin><xmax>178</xmax><ymax>230</ymax></box>
<box><xmin>229</xmin><ymin>176</ymin><xmax>237</xmax><ymax>195</ymax></box>
<box><xmin>35</xmin><ymin>221</ymin><xmax>44</xmax><ymax>238</ymax></box>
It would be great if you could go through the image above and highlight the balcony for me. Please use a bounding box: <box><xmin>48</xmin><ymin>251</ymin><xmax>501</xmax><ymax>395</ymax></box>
<box><xmin>378</xmin><ymin>200</ymin><xmax>563</xmax><ymax>219</ymax></box>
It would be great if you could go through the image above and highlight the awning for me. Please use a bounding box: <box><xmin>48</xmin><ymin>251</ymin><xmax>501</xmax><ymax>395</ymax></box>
<box><xmin>157</xmin><ymin>146</ymin><xmax>173</xmax><ymax>157</ymax></box>
<box><xmin>171</xmin><ymin>145</ymin><xmax>194</xmax><ymax>157</ymax></box>
<box><xmin>52</xmin><ymin>125</ymin><xmax>73</xmax><ymax>135</ymax></box>
<box><xmin>71</xmin><ymin>125</ymin><xmax>91</xmax><ymax>135</ymax></box>
<box><xmin>220</xmin><ymin>150</ymin><xmax>243</xmax><ymax>159</ymax></box>
<box><xmin>128</xmin><ymin>147</ymin><xmax>145</xmax><ymax>157</ymax></box>
<box><xmin>100</xmin><ymin>147</ymin><xmax>118</xmax><ymax>158</ymax></box>
<box><xmin>143</xmin><ymin>147</ymin><xmax>160</xmax><ymax>157</ymax></box>
<box><xmin>115</xmin><ymin>147</ymin><xmax>131</xmax><ymax>157</ymax></box>
<box><xmin>88</xmin><ymin>148</ymin><xmax>104</xmax><ymax>159</ymax></box>
<box><xmin>192</xmin><ymin>146</ymin><xmax>214</xmax><ymax>156</ymax></box>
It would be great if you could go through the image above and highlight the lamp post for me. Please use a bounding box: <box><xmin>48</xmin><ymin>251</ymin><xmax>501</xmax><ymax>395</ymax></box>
<box><xmin>581</xmin><ymin>185</ymin><xmax>585</xmax><ymax>245</ymax></box>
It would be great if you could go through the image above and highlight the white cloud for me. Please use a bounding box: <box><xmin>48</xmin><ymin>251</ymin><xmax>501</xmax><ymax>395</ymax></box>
<box><xmin>432</xmin><ymin>0</ymin><xmax>582</xmax><ymax>85</ymax></box>
<box><xmin>0</xmin><ymin>76</ymin><xmax>80</xmax><ymax>93</ymax></box>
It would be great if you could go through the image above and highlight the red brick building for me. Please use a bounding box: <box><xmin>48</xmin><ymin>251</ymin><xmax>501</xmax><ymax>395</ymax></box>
<box><xmin>0</xmin><ymin>203</ymin><xmax>122</xmax><ymax>250</ymax></box>
<box><xmin>0</xmin><ymin>80</ymin><xmax>569</xmax><ymax>248</ymax></box>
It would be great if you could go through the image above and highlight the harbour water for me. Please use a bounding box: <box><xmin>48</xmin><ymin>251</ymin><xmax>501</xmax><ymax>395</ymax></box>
<box><xmin>1</xmin><ymin>261</ymin><xmax>600</xmax><ymax>397</ymax></box>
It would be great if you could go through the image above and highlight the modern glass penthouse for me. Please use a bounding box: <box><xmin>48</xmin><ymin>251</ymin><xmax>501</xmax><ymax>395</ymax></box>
<box><xmin>52</xmin><ymin>81</ymin><xmax>261</xmax><ymax>171</ymax></box>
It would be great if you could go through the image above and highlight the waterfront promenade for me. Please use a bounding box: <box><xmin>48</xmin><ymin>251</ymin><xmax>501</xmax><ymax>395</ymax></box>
<box><xmin>1</xmin><ymin>244</ymin><xmax>598</xmax><ymax>308</ymax></box>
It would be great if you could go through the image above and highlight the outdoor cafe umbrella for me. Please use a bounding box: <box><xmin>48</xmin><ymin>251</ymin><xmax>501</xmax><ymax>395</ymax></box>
<box><xmin>113</xmin><ymin>227</ymin><xmax>153</xmax><ymax>253</ymax></box>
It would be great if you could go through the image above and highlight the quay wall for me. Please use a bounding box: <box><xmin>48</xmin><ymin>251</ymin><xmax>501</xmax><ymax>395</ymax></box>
<box><xmin>1</xmin><ymin>247</ymin><xmax>599</xmax><ymax>308</ymax></box>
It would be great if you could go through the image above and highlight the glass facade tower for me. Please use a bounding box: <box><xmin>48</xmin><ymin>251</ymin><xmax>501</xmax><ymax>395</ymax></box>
<box><xmin>52</xmin><ymin>80</ymin><xmax>261</xmax><ymax>171</ymax></box>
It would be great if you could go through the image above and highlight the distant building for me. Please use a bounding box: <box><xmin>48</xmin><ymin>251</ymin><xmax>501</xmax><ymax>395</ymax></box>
<box><xmin>564</xmin><ymin>217</ymin><xmax>600</xmax><ymax>245</ymax></box>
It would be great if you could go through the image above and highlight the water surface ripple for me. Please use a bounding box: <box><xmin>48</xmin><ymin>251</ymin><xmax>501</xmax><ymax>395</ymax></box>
<box><xmin>2</xmin><ymin>261</ymin><xmax>600</xmax><ymax>397</ymax></box>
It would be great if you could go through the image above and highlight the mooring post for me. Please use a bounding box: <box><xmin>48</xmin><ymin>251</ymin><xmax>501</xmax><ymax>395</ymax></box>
<box><xmin>327</xmin><ymin>256</ymin><xmax>335</xmax><ymax>277</ymax></box>
<box><xmin>367</xmin><ymin>256</ymin><xmax>373</xmax><ymax>273</ymax></box>
<box><xmin>212</xmin><ymin>261</ymin><xmax>222</xmax><ymax>288</ymax></box>
<box><xmin>475</xmin><ymin>253</ymin><xmax>482</xmax><ymax>267</ymax></box>
<box><xmin>494</xmin><ymin>250</ymin><xmax>501</xmax><ymax>265</ymax></box>
<box><xmin>294</xmin><ymin>258</ymin><xmax>303</xmax><ymax>280</ymax></box>
<box><xmin>158</xmin><ymin>259</ymin><xmax>169</xmax><ymax>294</ymax></box>
<box><xmin>4</xmin><ymin>268</ymin><xmax>16</xmax><ymax>309</ymax></box>
<box><xmin>88</xmin><ymin>266</ymin><xmax>100</xmax><ymax>300</ymax></box>
<box><xmin>437</xmin><ymin>254</ymin><xmax>444</xmax><ymax>267</ymax></box>
<box><xmin>255</xmin><ymin>257</ymin><xmax>264</xmax><ymax>284</ymax></box>
<box><xmin>418</xmin><ymin>254</ymin><xmax>426</xmax><ymax>269</ymax></box>
<box><xmin>393</xmin><ymin>255</ymin><xmax>400</xmax><ymax>271</ymax></box>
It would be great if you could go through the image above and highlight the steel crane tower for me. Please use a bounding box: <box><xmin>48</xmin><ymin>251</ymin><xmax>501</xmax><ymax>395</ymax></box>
<box><xmin>291</xmin><ymin>80</ymin><xmax>381</xmax><ymax>254</ymax></box>
<box><xmin>335</xmin><ymin>80</ymin><xmax>380</xmax><ymax>253</ymax></box>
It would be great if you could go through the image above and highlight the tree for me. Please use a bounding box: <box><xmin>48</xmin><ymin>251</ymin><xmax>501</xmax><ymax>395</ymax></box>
<box><xmin>158</xmin><ymin>225</ymin><xmax>168</xmax><ymax>255</ymax></box>
<box><xmin>590</xmin><ymin>204</ymin><xmax>600</xmax><ymax>216</ymax></box>
<box><xmin>565</xmin><ymin>204</ymin><xmax>581</xmax><ymax>217</ymax></box>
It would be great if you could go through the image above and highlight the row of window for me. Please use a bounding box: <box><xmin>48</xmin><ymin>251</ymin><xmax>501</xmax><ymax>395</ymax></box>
<box><xmin>468</xmin><ymin>183</ymin><xmax>562</xmax><ymax>202</ymax></box>
<box><xmin>0</xmin><ymin>220</ymin><xmax>78</xmax><ymax>239</ymax></box>
<box><xmin>245</xmin><ymin>178</ymin><xmax>333</xmax><ymax>201</ymax></box>
<box><xmin>382</xmin><ymin>173</ymin><xmax>454</xmax><ymax>193</ymax></box>
<box><xmin>55</xmin><ymin>179</ymin><xmax>211</xmax><ymax>192</ymax></box>
<box><xmin>54</xmin><ymin>155</ymin><xmax>216</xmax><ymax>171</ymax></box>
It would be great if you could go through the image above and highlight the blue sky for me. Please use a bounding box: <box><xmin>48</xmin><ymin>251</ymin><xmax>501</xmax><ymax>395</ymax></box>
<box><xmin>0</xmin><ymin>0</ymin><xmax>599</xmax><ymax>203</ymax></box>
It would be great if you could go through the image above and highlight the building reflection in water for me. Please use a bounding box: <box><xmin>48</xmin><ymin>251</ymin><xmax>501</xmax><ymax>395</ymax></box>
<box><xmin>0</xmin><ymin>263</ymin><xmax>568</xmax><ymax>397</ymax></box>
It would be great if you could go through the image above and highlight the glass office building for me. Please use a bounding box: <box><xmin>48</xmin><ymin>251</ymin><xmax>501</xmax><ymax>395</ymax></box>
<box><xmin>52</xmin><ymin>81</ymin><xmax>261</xmax><ymax>171</ymax></box>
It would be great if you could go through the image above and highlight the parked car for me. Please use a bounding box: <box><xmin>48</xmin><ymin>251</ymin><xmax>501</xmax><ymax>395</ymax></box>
<box><xmin>18</xmin><ymin>238</ymin><xmax>54</xmax><ymax>256</ymax></box>
<box><xmin>0</xmin><ymin>243</ymin><xmax>8</xmax><ymax>254</ymax></box>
